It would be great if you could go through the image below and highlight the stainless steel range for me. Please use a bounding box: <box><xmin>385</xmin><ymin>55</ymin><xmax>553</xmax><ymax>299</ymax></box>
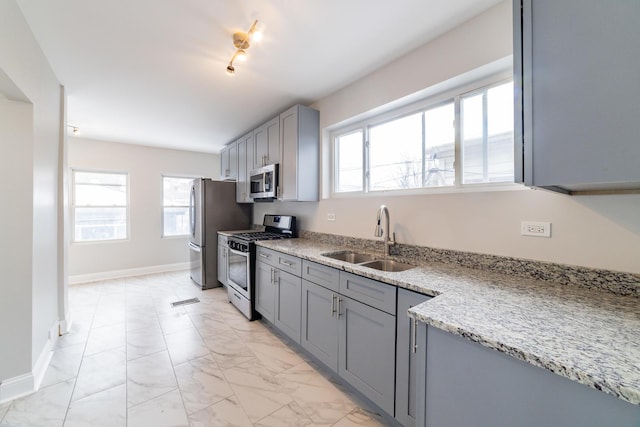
<box><xmin>226</xmin><ymin>214</ymin><xmax>296</xmax><ymax>320</ymax></box>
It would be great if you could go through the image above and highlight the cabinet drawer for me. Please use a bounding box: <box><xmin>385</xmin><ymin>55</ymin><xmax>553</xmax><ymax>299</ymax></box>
<box><xmin>302</xmin><ymin>260</ymin><xmax>340</xmax><ymax>292</ymax></box>
<box><xmin>339</xmin><ymin>272</ymin><xmax>396</xmax><ymax>315</ymax></box>
<box><xmin>256</xmin><ymin>247</ymin><xmax>302</xmax><ymax>276</ymax></box>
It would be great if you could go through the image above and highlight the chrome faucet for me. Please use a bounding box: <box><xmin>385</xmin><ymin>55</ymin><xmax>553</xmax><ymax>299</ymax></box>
<box><xmin>375</xmin><ymin>205</ymin><xmax>396</xmax><ymax>256</ymax></box>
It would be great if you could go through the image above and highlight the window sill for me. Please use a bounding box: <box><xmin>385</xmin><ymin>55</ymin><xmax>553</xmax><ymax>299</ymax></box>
<box><xmin>330</xmin><ymin>182</ymin><xmax>528</xmax><ymax>199</ymax></box>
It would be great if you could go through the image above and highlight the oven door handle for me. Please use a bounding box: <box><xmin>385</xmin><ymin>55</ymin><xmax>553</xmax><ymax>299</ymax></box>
<box><xmin>228</xmin><ymin>248</ymin><xmax>248</xmax><ymax>257</ymax></box>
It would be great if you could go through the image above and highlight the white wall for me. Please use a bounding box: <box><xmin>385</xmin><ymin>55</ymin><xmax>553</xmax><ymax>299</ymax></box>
<box><xmin>0</xmin><ymin>0</ymin><xmax>63</xmax><ymax>398</ymax></box>
<box><xmin>68</xmin><ymin>138</ymin><xmax>219</xmax><ymax>280</ymax></box>
<box><xmin>255</xmin><ymin>0</ymin><xmax>640</xmax><ymax>274</ymax></box>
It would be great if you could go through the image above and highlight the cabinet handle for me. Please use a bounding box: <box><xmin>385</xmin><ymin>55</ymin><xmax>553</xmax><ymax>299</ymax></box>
<box><xmin>273</xmin><ymin>269</ymin><xmax>278</xmax><ymax>284</ymax></box>
<box><xmin>259</xmin><ymin>253</ymin><xmax>270</xmax><ymax>259</ymax></box>
<box><xmin>270</xmin><ymin>268</ymin><xmax>274</xmax><ymax>284</ymax></box>
<box><xmin>412</xmin><ymin>318</ymin><xmax>418</xmax><ymax>354</ymax></box>
<box><xmin>281</xmin><ymin>260</ymin><xmax>293</xmax><ymax>267</ymax></box>
<box><xmin>330</xmin><ymin>293</ymin><xmax>336</xmax><ymax>316</ymax></box>
<box><xmin>337</xmin><ymin>297</ymin><xmax>342</xmax><ymax>318</ymax></box>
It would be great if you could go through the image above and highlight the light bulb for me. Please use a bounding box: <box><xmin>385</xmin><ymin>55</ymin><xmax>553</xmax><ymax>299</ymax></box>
<box><xmin>226</xmin><ymin>64</ymin><xmax>235</xmax><ymax>75</ymax></box>
<box><xmin>236</xmin><ymin>49</ymin><xmax>247</xmax><ymax>62</ymax></box>
<box><xmin>251</xmin><ymin>29</ymin><xmax>263</xmax><ymax>42</ymax></box>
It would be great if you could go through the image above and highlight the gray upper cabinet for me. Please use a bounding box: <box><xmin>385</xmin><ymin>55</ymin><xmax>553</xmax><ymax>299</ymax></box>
<box><xmin>253</xmin><ymin>116</ymin><xmax>280</xmax><ymax>169</ymax></box>
<box><xmin>236</xmin><ymin>131</ymin><xmax>253</xmax><ymax>203</ymax></box>
<box><xmin>515</xmin><ymin>0</ymin><xmax>640</xmax><ymax>193</ymax></box>
<box><xmin>279</xmin><ymin>105</ymin><xmax>320</xmax><ymax>201</ymax></box>
<box><xmin>395</xmin><ymin>289</ymin><xmax>430</xmax><ymax>427</ymax></box>
<box><xmin>220</xmin><ymin>141</ymin><xmax>238</xmax><ymax>181</ymax></box>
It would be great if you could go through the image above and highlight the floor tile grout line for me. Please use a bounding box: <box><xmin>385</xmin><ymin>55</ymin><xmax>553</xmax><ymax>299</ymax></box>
<box><xmin>60</xmin><ymin>281</ymin><xmax>103</xmax><ymax>427</ymax></box>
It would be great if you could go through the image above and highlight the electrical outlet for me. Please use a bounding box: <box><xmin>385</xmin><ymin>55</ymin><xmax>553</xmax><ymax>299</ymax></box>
<box><xmin>327</xmin><ymin>213</ymin><xmax>336</xmax><ymax>222</ymax></box>
<box><xmin>521</xmin><ymin>221</ymin><xmax>551</xmax><ymax>237</ymax></box>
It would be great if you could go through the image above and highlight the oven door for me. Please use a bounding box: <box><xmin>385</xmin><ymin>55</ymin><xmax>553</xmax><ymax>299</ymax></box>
<box><xmin>227</xmin><ymin>248</ymin><xmax>250</xmax><ymax>298</ymax></box>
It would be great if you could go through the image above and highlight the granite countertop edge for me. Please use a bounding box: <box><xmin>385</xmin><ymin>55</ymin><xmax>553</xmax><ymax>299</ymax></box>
<box><xmin>255</xmin><ymin>238</ymin><xmax>640</xmax><ymax>406</ymax></box>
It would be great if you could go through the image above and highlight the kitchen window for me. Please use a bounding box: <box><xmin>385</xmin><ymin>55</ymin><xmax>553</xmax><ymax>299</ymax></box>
<box><xmin>72</xmin><ymin>170</ymin><xmax>128</xmax><ymax>242</ymax></box>
<box><xmin>332</xmin><ymin>79</ymin><xmax>514</xmax><ymax>194</ymax></box>
<box><xmin>162</xmin><ymin>176</ymin><xmax>192</xmax><ymax>237</ymax></box>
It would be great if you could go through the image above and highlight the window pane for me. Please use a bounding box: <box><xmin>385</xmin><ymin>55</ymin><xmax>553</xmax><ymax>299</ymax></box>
<box><xmin>462</xmin><ymin>82</ymin><xmax>514</xmax><ymax>184</ymax></box>
<box><xmin>162</xmin><ymin>177</ymin><xmax>192</xmax><ymax>236</ymax></box>
<box><xmin>163</xmin><ymin>207</ymin><xmax>190</xmax><ymax>236</ymax></box>
<box><xmin>163</xmin><ymin>177</ymin><xmax>192</xmax><ymax>206</ymax></box>
<box><xmin>424</xmin><ymin>103</ymin><xmax>455</xmax><ymax>187</ymax></box>
<box><xmin>487</xmin><ymin>82</ymin><xmax>514</xmax><ymax>182</ymax></box>
<box><xmin>369</xmin><ymin>113</ymin><xmax>422</xmax><ymax>191</ymax></box>
<box><xmin>335</xmin><ymin>131</ymin><xmax>363</xmax><ymax>192</ymax></box>
<box><xmin>461</xmin><ymin>94</ymin><xmax>484</xmax><ymax>183</ymax></box>
<box><xmin>74</xmin><ymin>207</ymin><xmax>127</xmax><ymax>241</ymax></box>
<box><xmin>75</xmin><ymin>172</ymin><xmax>127</xmax><ymax>206</ymax></box>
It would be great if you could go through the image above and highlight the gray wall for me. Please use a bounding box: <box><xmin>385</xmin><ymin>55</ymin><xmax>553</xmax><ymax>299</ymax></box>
<box><xmin>0</xmin><ymin>0</ymin><xmax>63</xmax><ymax>391</ymax></box>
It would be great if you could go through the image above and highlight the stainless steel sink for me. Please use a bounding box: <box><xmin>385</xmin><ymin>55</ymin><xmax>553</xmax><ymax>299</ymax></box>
<box><xmin>359</xmin><ymin>259</ymin><xmax>415</xmax><ymax>272</ymax></box>
<box><xmin>321</xmin><ymin>251</ymin><xmax>376</xmax><ymax>264</ymax></box>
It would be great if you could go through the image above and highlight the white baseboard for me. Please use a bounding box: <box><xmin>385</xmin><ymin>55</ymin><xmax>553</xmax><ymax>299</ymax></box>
<box><xmin>69</xmin><ymin>262</ymin><xmax>190</xmax><ymax>285</ymax></box>
<box><xmin>0</xmin><ymin>321</ymin><xmax>57</xmax><ymax>404</ymax></box>
<box><xmin>0</xmin><ymin>372</ymin><xmax>35</xmax><ymax>404</ymax></box>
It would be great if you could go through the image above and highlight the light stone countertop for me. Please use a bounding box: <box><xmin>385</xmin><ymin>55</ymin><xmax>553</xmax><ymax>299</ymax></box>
<box><xmin>256</xmin><ymin>238</ymin><xmax>640</xmax><ymax>406</ymax></box>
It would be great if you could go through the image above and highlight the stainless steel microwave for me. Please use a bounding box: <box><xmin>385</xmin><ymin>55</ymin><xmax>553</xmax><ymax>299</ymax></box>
<box><xmin>249</xmin><ymin>164</ymin><xmax>278</xmax><ymax>201</ymax></box>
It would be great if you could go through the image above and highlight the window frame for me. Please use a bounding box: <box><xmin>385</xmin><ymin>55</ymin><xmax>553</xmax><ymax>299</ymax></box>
<box><xmin>329</xmin><ymin>72</ymin><xmax>520</xmax><ymax>198</ymax></box>
<box><xmin>161</xmin><ymin>175</ymin><xmax>195</xmax><ymax>238</ymax></box>
<box><xmin>71</xmin><ymin>169</ymin><xmax>130</xmax><ymax>244</ymax></box>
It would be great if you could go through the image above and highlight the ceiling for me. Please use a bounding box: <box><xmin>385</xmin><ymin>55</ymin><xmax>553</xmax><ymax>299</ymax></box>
<box><xmin>17</xmin><ymin>0</ymin><xmax>503</xmax><ymax>154</ymax></box>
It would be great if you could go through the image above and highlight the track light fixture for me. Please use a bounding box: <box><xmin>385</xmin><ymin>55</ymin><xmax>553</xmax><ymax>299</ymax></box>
<box><xmin>226</xmin><ymin>20</ymin><xmax>261</xmax><ymax>76</ymax></box>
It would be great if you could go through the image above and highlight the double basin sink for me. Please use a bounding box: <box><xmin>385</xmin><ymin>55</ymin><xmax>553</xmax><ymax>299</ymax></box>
<box><xmin>322</xmin><ymin>251</ymin><xmax>415</xmax><ymax>272</ymax></box>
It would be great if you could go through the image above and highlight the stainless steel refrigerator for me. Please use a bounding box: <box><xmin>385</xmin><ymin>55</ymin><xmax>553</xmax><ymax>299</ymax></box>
<box><xmin>189</xmin><ymin>178</ymin><xmax>251</xmax><ymax>289</ymax></box>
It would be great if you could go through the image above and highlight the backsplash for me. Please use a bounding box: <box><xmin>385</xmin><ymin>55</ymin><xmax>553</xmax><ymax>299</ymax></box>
<box><xmin>300</xmin><ymin>230</ymin><xmax>640</xmax><ymax>298</ymax></box>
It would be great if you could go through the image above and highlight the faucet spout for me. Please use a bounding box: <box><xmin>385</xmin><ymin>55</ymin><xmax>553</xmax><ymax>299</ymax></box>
<box><xmin>375</xmin><ymin>205</ymin><xmax>396</xmax><ymax>256</ymax></box>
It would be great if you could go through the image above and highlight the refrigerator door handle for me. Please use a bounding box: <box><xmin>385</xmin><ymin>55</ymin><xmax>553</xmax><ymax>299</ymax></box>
<box><xmin>188</xmin><ymin>241</ymin><xmax>201</xmax><ymax>252</ymax></box>
<box><xmin>189</xmin><ymin>185</ymin><xmax>196</xmax><ymax>238</ymax></box>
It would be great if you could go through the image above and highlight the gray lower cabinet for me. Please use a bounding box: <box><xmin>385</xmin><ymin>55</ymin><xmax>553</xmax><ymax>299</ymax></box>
<box><xmin>416</xmin><ymin>324</ymin><xmax>640</xmax><ymax>427</ymax></box>
<box><xmin>217</xmin><ymin>244</ymin><xmax>227</xmax><ymax>286</ymax></box>
<box><xmin>273</xmin><ymin>269</ymin><xmax>301</xmax><ymax>342</ymax></box>
<box><xmin>395</xmin><ymin>289</ymin><xmax>430</xmax><ymax>427</ymax></box>
<box><xmin>300</xmin><ymin>279</ymin><xmax>339</xmax><ymax>371</ymax></box>
<box><xmin>255</xmin><ymin>258</ymin><xmax>301</xmax><ymax>343</ymax></box>
<box><xmin>255</xmin><ymin>260</ymin><xmax>276</xmax><ymax>323</ymax></box>
<box><xmin>338</xmin><ymin>295</ymin><xmax>396</xmax><ymax>416</ymax></box>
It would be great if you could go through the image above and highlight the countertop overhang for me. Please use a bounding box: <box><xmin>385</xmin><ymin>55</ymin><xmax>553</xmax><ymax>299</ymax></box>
<box><xmin>255</xmin><ymin>238</ymin><xmax>640</xmax><ymax>406</ymax></box>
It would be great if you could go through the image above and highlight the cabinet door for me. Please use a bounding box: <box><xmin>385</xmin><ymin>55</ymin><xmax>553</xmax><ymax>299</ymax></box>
<box><xmin>217</xmin><ymin>244</ymin><xmax>227</xmax><ymax>286</ymax></box>
<box><xmin>395</xmin><ymin>289</ymin><xmax>430</xmax><ymax>427</ymax></box>
<box><xmin>228</xmin><ymin>142</ymin><xmax>238</xmax><ymax>180</ymax></box>
<box><xmin>274</xmin><ymin>269</ymin><xmax>302</xmax><ymax>343</ymax></box>
<box><xmin>517</xmin><ymin>0</ymin><xmax>640</xmax><ymax>191</ymax></box>
<box><xmin>220</xmin><ymin>146</ymin><xmax>230</xmax><ymax>180</ymax></box>
<box><xmin>279</xmin><ymin>105</ymin><xmax>319</xmax><ymax>202</ymax></box>
<box><xmin>301</xmin><ymin>279</ymin><xmax>339</xmax><ymax>371</ymax></box>
<box><xmin>236</xmin><ymin>138</ymin><xmax>246</xmax><ymax>202</ymax></box>
<box><xmin>421</xmin><ymin>326</ymin><xmax>640</xmax><ymax>427</ymax></box>
<box><xmin>255</xmin><ymin>262</ymin><xmax>275</xmax><ymax>323</ymax></box>
<box><xmin>253</xmin><ymin>117</ymin><xmax>279</xmax><ymax>169</ymax></box>
<box><xmin>236</xmin><ymin>132</ymin><xmax>254</xmax><ymax>203</ymax></box>
<box><xmin>338</xmin><ymin>296</ymin><xmax>396</xmax><ymax>415</ymax></box>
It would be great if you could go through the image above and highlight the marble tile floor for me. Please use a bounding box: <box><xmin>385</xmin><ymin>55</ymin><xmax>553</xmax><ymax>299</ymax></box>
<box><xmin>0</xmin><ymin>271</ymin><xmax>386</xmax><ymax>427</ymax></box>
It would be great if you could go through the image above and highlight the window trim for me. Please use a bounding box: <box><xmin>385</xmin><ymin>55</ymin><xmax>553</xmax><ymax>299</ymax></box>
<box><xmin>71</xmin><ymin>169</ymin><xmax>130</xmax><ymax>244</ymax></box>
<box><xmin>329</xmin><ymin>70</ymin><xmax>519</xmax><ymax>198</ymax></box>
<box><xmin>161</xmin><ymin>175</ymin><xmax>195</xmax><ymax>238</ymax></box>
